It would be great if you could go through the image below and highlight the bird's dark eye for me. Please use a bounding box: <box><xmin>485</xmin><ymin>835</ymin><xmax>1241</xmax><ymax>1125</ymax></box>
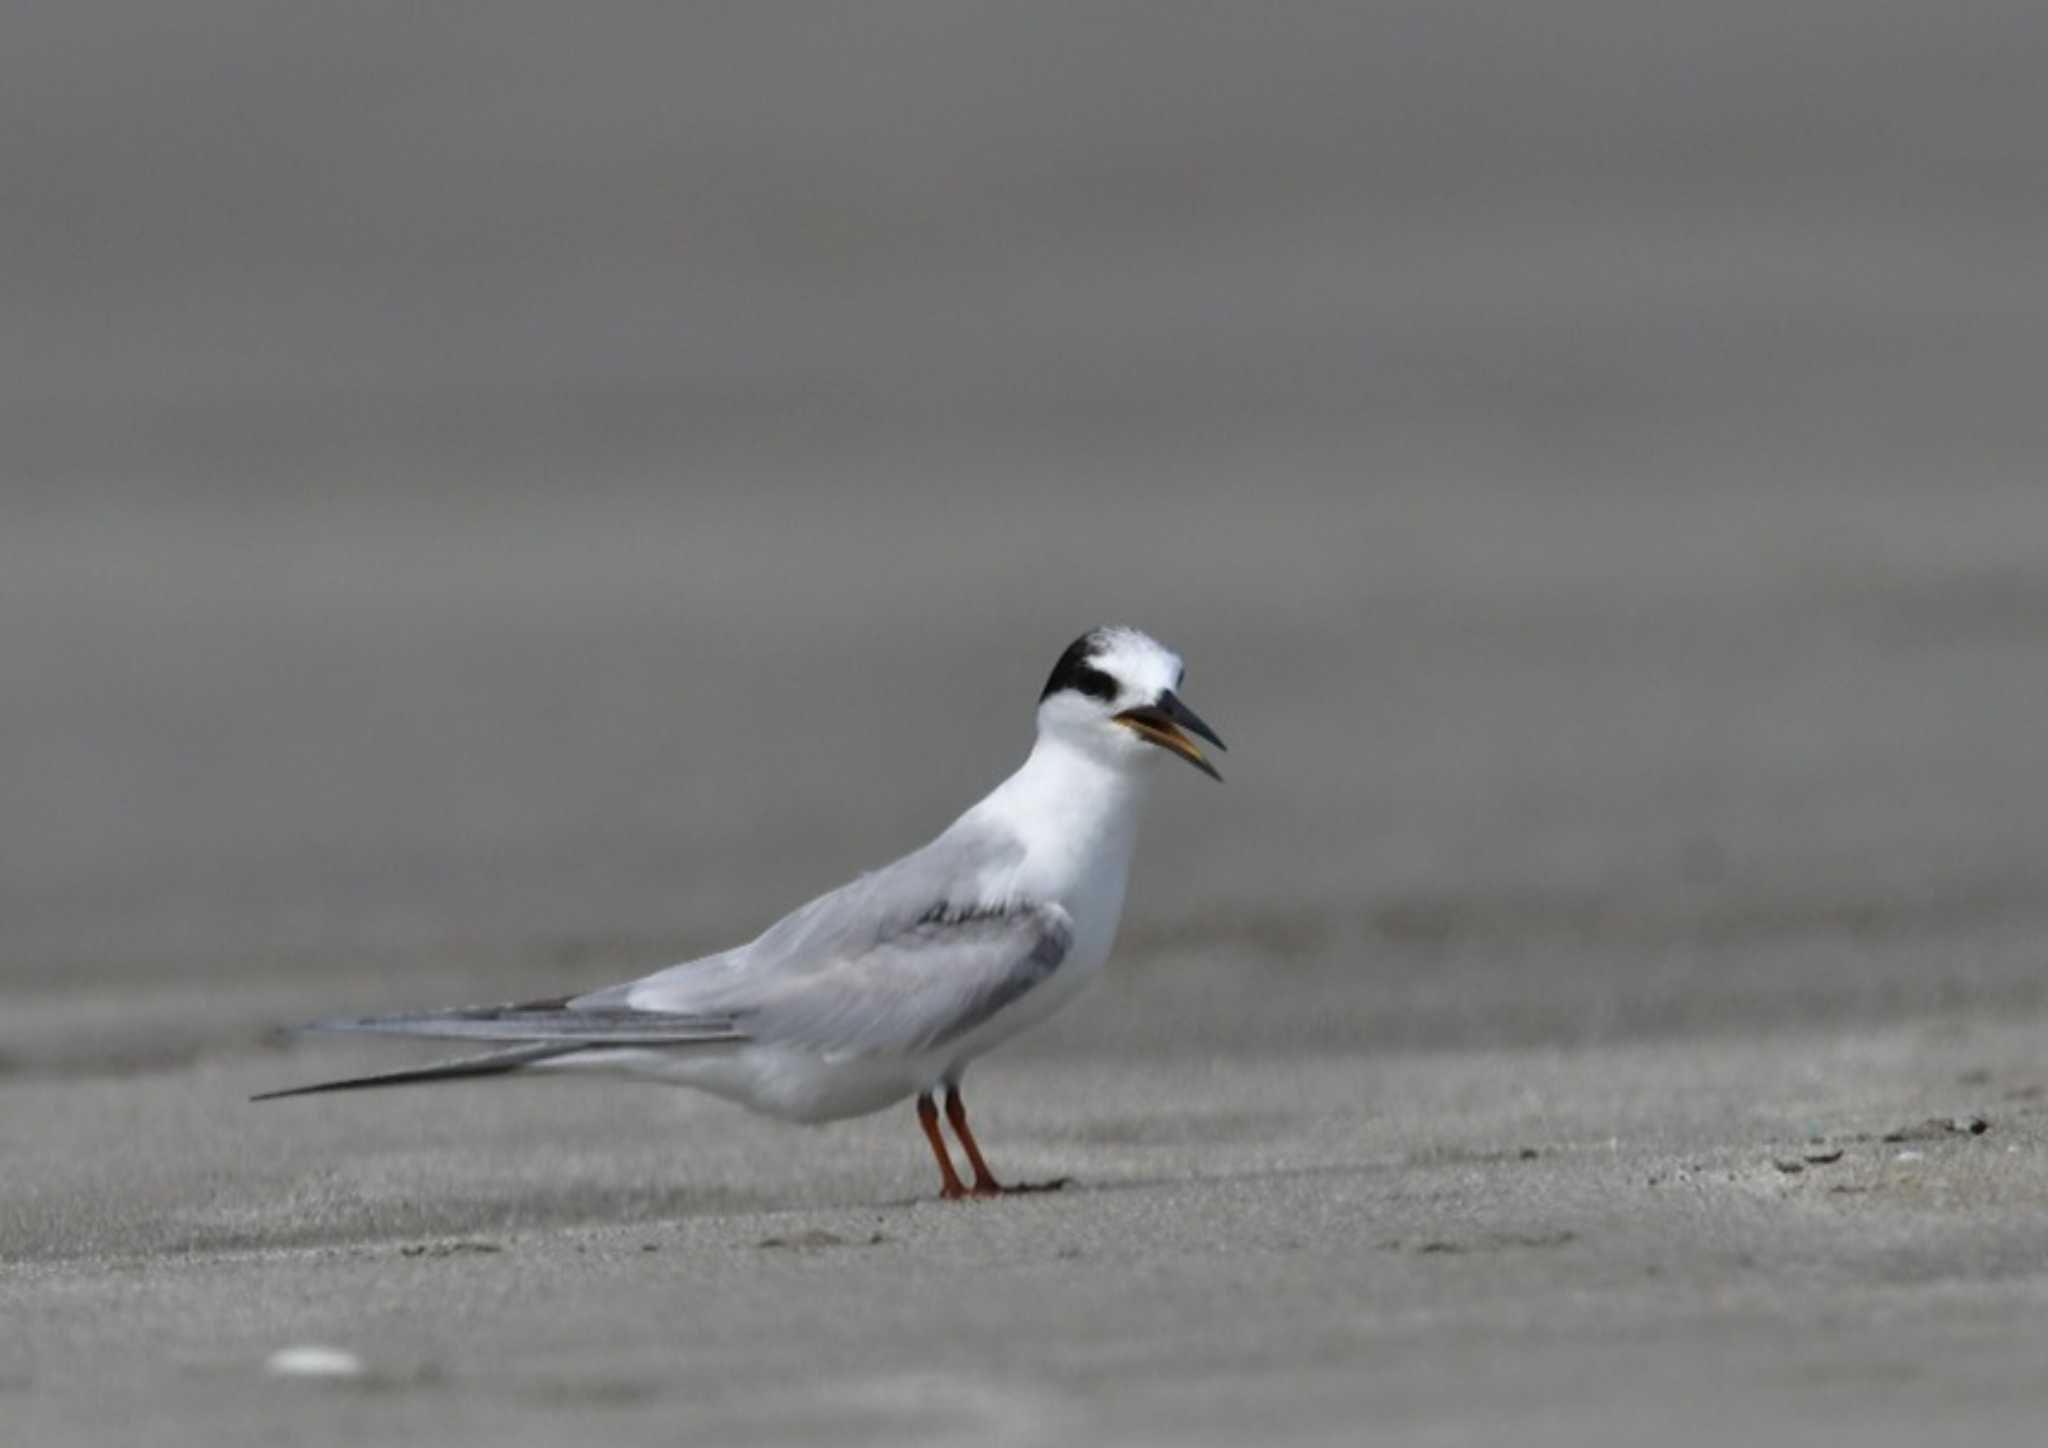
<box><xmin>1073</xmin><ymin>666</ymin><xmax>1117</xmax><ymax>701</ymax></box>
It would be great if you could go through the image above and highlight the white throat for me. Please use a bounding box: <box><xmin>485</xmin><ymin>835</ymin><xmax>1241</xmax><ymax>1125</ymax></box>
<box><xmin>956</xmin><ymin>728</ymin><xmax>1153</xmax><ymax>900</ymax></box>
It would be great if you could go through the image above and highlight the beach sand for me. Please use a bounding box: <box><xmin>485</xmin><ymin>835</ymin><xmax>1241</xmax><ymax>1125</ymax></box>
<box><xmin>7</xmin><ymin>1016</ymin><xmax>2048</xmax><ymax>1445</ymax></box>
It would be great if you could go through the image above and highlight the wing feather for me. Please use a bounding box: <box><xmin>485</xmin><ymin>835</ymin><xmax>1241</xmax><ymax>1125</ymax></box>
<box><xmin>279</xmin><ymin>828</ymin><xmax>1065</xmax><ymax>1068</ymax></box>
<box><xmin>724</xmin><ymin>900</ymin><xmax>1072</xmax><ymax>1056</ymax></box>
<box><xmin>583</xmin><ymin>830</ymin><xmax>1069</xmax><ymax>1057</ymax></box>
<box><xmin>302</xmin><ymin>1002</ymin><xmax>743</xmax><ymax>1045</ymax></box>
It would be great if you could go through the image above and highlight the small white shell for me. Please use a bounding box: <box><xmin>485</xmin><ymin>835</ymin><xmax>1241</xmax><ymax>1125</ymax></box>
<box><xmin>264</xmin><ymin>1345</ymin><xmax>365</xmax><ymax>1379</ymax></box>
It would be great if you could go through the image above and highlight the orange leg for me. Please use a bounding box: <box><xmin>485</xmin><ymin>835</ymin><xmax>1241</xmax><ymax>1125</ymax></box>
<box><xmin>916</xmin><ymin>1092</ymin><xmax>968</xmax><ymax>1200</ymax></box>
<box><xmin>943</xmin><ymin>1085</ymin><xmax>1005</xmax><ymax>1195</ymax></box>
<box><xmin>945</xmin><ymin>1085</ymin><xmax>1071</xmax><ymax>1195</ymax></box>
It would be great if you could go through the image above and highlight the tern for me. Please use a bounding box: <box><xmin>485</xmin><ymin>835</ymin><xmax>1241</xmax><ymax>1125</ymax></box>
<box><xmin>256</xmin><ymin>627</ymin><xmax>1225</xmax><ymax>1199</ymax></box>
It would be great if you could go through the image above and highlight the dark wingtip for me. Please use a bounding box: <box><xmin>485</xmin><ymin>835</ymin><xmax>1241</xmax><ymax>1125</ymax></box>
<box><xmin>249</xmin><ymin>1083</ymin><xmax>321</xmax><ymax>1103</ymax></box>
<box><xmin>250</xmin><ymin>1047</ymin><xmax>559</xmax><ymax>1102</ymax></box>
<box><xmin>250</xmin><ymin>1077</ymin><xmax>356</xmax><ymax>1102</ymax></box>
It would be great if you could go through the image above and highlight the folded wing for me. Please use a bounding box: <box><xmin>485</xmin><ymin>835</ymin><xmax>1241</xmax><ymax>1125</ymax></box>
<box><xmin>710</xmin><ymin>900</ymin><xmax>1074</xmax><ymax>1057</ymax></box>
<box><xmin>249</xmin><ymin>1000</ymin><xmax>745</xmax><ymax>1101</ymax></box>
<box><xmin>255</xmin><ymin>829</ymin><xmax>1071</xmax><ymax>1103</ymax></box>
<box><xmin>591</xmin><ymin>831</ymin><xmax>1071</xmax><ymax>1058</ymax></box>
<box><xmin>300</xmin><ymin>999</ymin><xmax>745</xmax><ymax>1045</ymax></box>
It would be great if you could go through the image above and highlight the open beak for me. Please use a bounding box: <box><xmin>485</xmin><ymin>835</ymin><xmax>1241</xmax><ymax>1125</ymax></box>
<box><xmin>1115</xmin><ymin>690</ymin><xmax>1227</xmax><ymax>781</ymax></box>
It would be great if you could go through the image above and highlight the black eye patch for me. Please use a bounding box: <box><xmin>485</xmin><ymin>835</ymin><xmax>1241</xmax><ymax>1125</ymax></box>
<box><xmin>1040</xmin><ymin>634</ymin><xmax>1120</xmax><ymax>702</ymax></box>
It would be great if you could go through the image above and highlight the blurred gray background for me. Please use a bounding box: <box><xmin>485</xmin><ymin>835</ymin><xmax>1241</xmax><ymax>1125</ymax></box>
<box><xmin>11</xmin><ymin>7</ymin><xmax>2048</xmax><ymax>1445</ymax></box>
<box><xmin>6</xmin><ymin>2</ymin><xmax>2048</xmax><ymax>1063</ymax></box>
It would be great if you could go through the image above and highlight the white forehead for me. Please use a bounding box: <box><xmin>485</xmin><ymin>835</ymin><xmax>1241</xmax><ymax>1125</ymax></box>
<box><xmin>1090</xmin><ymin>627</ymin><xmax>1184</xmax><ymax>696</ymax></box>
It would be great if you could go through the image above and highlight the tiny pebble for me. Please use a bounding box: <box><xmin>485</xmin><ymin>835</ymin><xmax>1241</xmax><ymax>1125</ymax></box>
<box><xmin>1893</xmin><ymin>1150</ymin><xmax>1924</xmax><ymax>1163</ymax></box>
<box><xmin>265</xmin><ymin>1346</ymin><xmax>364</xmax><ymax>1379</ymax></box>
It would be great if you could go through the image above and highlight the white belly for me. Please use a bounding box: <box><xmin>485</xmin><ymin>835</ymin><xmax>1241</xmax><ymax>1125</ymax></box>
<box><xmin>539</xmin><ymin>1043</ymin><xmax>930</xmax><ymax>1124</ymax></box>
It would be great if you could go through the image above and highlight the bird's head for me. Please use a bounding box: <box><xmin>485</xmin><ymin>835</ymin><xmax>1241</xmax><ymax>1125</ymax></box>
<box><xmin>1034</xmin><ymin>627</ymin><xmax>1226</xmax><ymax>781</ymax></box>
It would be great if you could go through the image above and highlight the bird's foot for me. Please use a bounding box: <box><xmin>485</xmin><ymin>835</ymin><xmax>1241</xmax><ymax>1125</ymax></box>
<box><xmin>967</xmin><ymin>1175</ymin><xmax>1071</xmax><ymax>1198</ymax></box>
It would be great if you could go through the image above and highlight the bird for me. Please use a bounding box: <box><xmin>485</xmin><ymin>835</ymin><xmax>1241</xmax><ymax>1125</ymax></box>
<box><xmin>255</xmin><ymin>626</ymin><xmax>1225</xmax><ymax>1199</ymax></box>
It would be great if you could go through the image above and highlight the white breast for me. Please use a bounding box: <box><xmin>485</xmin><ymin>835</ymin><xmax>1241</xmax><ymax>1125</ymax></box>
<box><xmin>931</xmin><ymin>737</ymin><xmax>1148</xmax><ymax>1075</ymax></box>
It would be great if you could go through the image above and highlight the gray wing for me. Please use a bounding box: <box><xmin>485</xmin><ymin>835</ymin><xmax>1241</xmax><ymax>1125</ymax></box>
<box><xmin>585</xmin><ymin>828</ymin><xmax>1071</xmax><ymax>1057</ymax></box>
<box><xmin>249</xmin><ymin>1009</ymin><xmax>741</xmax><ymax>1103</ymax></box>
<box><xmin>719</xmin><ymin>900</ymin><xmax>1072</xmax><ymax>1056</ymax></box>
<box><xmin>255</xmin><ymin>828</ymin><xmax>1063</xmax><ymax>1106</ymax></box>
<box><xmin>296</xmin><ymin>1001</ymin><xmax>745</xmax><ymax>1045</ymax></box>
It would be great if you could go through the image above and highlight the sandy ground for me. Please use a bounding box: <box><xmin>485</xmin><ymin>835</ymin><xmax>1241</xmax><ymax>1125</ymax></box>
<box><xmin>7</xmin><ymin>1017</ymin><xmax>2048</xmax><ymax>1446</ymax></box>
